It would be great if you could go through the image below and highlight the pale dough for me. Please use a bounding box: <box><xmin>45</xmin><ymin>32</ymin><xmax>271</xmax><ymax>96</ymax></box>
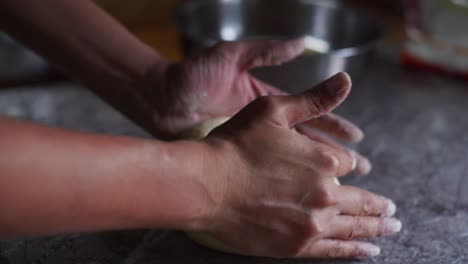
<box><xmin>181</xmin><ymin>117</ymin><xmax>339</xmax><ymax>254</ymax></box>
<box><xmin>179</xmin><ymin>117</ymin><xmax>231</xmax><ymax>140</ymax></box>
<box><xmin>186</xmin><ymin>231</ymin><xmax>242</xmax><ymax>254</ymax></box>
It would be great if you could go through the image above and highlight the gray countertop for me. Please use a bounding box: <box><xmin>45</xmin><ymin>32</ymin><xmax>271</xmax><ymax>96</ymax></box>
<box><xmin>1</xmin><ymin>52</ymin><xmax>468</xmax><ymax>264</ymax></box>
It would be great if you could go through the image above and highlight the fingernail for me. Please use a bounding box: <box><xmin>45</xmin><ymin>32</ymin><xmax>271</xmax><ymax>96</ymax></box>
<box><xmin>352</xmin><ymin>129</ymin><xmax>365</xmax><ymax>143</ymax></box>
<box><xmin>348</xmin><ymin>150</ymin><xmax>357</xmax><ymax>171</ymax></box>
<box><xmin>382</xmin><ymin>199</ymin><xmax>397</xmax><ymax>217</ymax></box>
<box><xmin>354</xmin><ymin>156</ymin><xmax>372</xmax><ymax>175</ymax></box>
<box><xmin>359</xmin><ymin>244</ymin><xmax>381</xmax><ymax>257</ymax></box>
<box><xmin>383</xmin><ymin>218</ymin><xmax>402</xmax><ymax>235</ymax></box>
<box><xmin>359</xmin><ymin>157</ymin><xmax>372</xmax><ymax>175</ymax></box>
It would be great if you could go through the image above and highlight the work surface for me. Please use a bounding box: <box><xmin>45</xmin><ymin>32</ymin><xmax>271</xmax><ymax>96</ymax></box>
<box><xmin>0</xmin><ymin>54</ymin><xmax>468</xmax><ymax>264</ymax></box>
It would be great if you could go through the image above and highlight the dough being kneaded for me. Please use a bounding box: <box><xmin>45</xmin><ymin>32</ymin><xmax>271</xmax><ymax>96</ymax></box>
<box><xmin>181</xmin><ymin>117</ymin><xmax>339</xmax><ymax>255</ymax></box>
<box><xmin>179</xmin><ymin>117</ymin><xmax>231</xmax><ymax>140</ymax></box>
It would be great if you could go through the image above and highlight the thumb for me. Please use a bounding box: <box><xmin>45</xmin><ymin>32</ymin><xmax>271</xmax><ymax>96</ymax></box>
<box><xmin>270</xmin><ymin>72</ymin><xmax>352</xmax><ymax>127</ymax></box>
<box><xmin>232</xmin><ymin>38</ymin><xmax>305</xmax><ymax>71</ymax></box>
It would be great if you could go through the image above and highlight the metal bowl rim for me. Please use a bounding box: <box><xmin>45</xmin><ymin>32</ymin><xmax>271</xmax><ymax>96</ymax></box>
<box><xmin>174</xmin><ymin>0</ymin><xmax>384</xmax><ymax>58</ymax></box>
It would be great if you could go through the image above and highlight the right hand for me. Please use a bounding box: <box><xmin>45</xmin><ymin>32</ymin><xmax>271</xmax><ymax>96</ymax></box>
<box><xmin>196</xmin><ymin>73</ymin><xmax>401</xmax><ymax>259</ymax></box>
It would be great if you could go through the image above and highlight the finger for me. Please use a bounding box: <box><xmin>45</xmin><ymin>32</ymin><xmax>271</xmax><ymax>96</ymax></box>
<box><xmin>236</xmin><ymin>72</ymin><xmax>351</xmax><ymax>129</ymax></box>
<box><xmin>302</xmin><ymin>113</ymin><xmax>364</xmax><ymax>143</ymax></box>
<box><xmin>287</xmin><ymin>72</ymin><xmax>351</xmax><ymax>126</ymax></box>
<box><xmin>248</xmin><ymin>76</ymin><xmax>286</xmax><ymax>97</ymax></box>
<box><xmin>295</xmin><ymin>125</ymin><xmax>372</xmax><ymax>175</ymax></box>
<box><xmin>298</xmin><ymin>239</ymin><xmax>381</xmax><ymax>259</ymax></box>
<box><xmin>266</xmin><ymin>72</ymin><xmax>352</xmax><ymax>127</ymax></box>
<box><xmin>309</xmin><ymin>141</ymin><xmax>356</xmax><ymax>178</ymax></box>
<box><xmin>234</xmin><ymin>38</ymin><xmax>305</xmax><ymax>71</ymax></box>
<box><xmin>335</xmin><ymin>185</ymin><xmax>396</xmax><ymax>217</ymax></box>
<box><xmin>327</xmin><ymin>216</ymin><xmax>402</xmax><ymax>240</ymax></box>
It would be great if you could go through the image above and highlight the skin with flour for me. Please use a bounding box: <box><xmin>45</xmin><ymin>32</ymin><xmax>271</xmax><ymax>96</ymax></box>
<box><xmin>181</xmin><ymin>117</ymin><xmax>341</xmax><ymax>254</ymax></box>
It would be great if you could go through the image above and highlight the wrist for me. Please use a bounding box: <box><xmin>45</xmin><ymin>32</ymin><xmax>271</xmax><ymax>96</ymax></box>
<box><xmin>135</xmin><ymin>56</ymin><xmax>175</xmax><ymax>137</ymax></box>
<box><xmin>128</xmin><ymin>139</ymin><xmax>225</xmax><ymax>231</ymax></box>
<box><xmin>185</xmin><ymin>138</ymin><xmax>240</xmax><ymax>232</ymax></box>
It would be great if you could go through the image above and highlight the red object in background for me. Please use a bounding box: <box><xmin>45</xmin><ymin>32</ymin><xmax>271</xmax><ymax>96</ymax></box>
<box><xmin>401</xmin><ymin>0</ymin><xmax>468</xmax><ymax>81</ymax></box>
<box><xmin>401</xmin><ymin>52</ymin><xmax>468</xmax><ymax>81</ymax></box>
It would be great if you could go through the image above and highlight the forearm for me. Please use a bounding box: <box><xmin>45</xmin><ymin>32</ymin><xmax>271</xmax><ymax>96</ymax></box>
<box><xmin>0</xmin><ymin>0</ymin><xmax>169</xmax><ymax>133</ymax></box>
<box><xmin>0</xmin><ymin>118</ymin><xmax>210</xmax><ymax>238</ymax></box>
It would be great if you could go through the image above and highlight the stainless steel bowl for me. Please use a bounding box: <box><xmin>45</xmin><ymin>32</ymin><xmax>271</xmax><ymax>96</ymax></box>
<box><xmin>0</xmin><ymin>33</ymin><xmax>49</xmax><ymax>83</ymax></box>
<box><xmin>175</xmin><ymin>0</ymin><xmax>383</xmax><ymax>94</ymax></box>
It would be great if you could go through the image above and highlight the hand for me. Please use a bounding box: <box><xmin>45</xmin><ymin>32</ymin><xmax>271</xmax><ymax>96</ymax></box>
<box><xmin>143</xmin><ymin>39</ymin><xmax>370</xmax><ymax>164</ymax></box>
<box><xmin>196</xmin><ymin>73</ymin><xmax>400</xmax><ymax>259</ymax></box>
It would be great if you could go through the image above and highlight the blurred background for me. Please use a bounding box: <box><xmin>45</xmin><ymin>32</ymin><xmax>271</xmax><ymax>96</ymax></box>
<box><xmin>0</xmin><ymin>0</ymin><xmax>404</xmax><ymax>89</ymax></box>
<box><xmin>2</xmin><ymin>0</ymin><xmax>468</xmax><ymax>89</ymax></box>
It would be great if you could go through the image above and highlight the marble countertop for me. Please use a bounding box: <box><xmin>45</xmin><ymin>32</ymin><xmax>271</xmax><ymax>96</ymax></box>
<box><xmin>1</xmin><ymin>52</ymin><xmax>468</xmax><ymax>264</ymax></box>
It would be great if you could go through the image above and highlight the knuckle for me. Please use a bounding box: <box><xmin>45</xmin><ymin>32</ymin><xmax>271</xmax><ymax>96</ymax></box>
<box><xmin>305</xmin><ymin>216</ymin><xmax>323</xmax><ymax>237</ymax></box>
<box><xmin>303</xmin><ymin>92</ymin><xmax>325</xmax><ymax>115</ymax></box>
<box><xmin>347</xmin><ymin>216</ymin><xmax>364</xmax><ymax>240</ymax></box>
<box><xmin>267</xmin><ymin>96</ymin><xmax>283</xmax><ymax>108</ymax></box>
<box><xmin>315</xmin><ymin>187</ymin><xmax>336</xmax><ymax>207</ymax></box>
<box><xmin>304</xmin><ymin>89</ymin><xmax>331</xmax><ymax>115</ymax></box>
<box><xmin>359</xmin><ymin>193</ymin><xmax>373</xmax><ymax>216</ymax></box>
<box><xmin>327</xmin><ymin>241</ymin><xmax>346</xmax><ymax>258</ymax></box>
<box><xmin>255</xmin><ymin>96</ymin><xmax>286</xmax><ymax>116</ymax></box>
<box><xmin>317</xmin><ymin>150</ymin><xmax>340</xmax><ymax>172</ymax></box>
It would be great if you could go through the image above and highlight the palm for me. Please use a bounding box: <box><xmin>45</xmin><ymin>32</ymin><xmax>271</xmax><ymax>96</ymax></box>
<box><xmin>154</xmin><ymin>40</ymin><xmax>300</xmax><ymax>136</ymax></box>
<box><xmin>181</xmin><ymin>58</ymin><xmax>273</xmax><ymax>120</ymax></box>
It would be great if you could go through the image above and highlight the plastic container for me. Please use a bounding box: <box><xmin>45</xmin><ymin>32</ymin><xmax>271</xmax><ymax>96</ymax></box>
<box><xmin>402</xmin><ymin>0</ymin><xmax>468</xmax><ymax>80</ymax></box>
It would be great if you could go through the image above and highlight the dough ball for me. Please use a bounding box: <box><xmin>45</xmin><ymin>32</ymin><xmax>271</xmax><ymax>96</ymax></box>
<box><xmin>334</xmin><ymin>177</ymin><xmax>341</xmax><ymax>185</ymax></box>
<box><xmin>179</xmin><ymin>117</ymin><xmax>231</xmax><ymax>140</ymax></box>
<box><xmin>186</xmin><ymin>231</ymin><xmax>241</xmax><ymax>255</ymax></box>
